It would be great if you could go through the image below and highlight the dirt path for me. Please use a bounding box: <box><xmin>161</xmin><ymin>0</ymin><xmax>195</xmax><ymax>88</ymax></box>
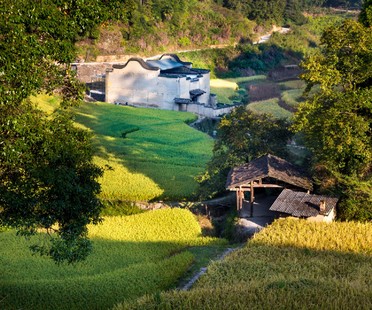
<box><xmin>180</xmin><ymin>246</ymin><xmax>241</xmax><ymax>291</ymax></box>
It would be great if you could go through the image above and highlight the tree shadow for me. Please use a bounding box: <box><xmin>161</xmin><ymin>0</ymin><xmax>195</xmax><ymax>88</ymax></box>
<box><xmin>73</xmin><ymin>100</ymin><xmax>212</xmax><ymax>201</ymax></box>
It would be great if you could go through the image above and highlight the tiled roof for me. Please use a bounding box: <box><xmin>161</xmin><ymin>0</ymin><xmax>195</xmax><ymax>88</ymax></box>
<box><xmin>226</xmin><ymin>154</ymin><xmax>313</xmax><ymax>190</ymax></box>
<box><xmin>270</xmin><ymin>189</ymin><xmax>338</xmax><ymax>217</ymax></box>
<box><xmin>174</xmin><ymin>98</ymin><xmax>192</xmax><ymax>104</ymax></box>
<box><xmin>146</xmin><ymin>59</ymin><xmax>184</xmax><ymax>71</ymax></box>
<box><xmin>159</xmin><ymin>54</ymin><xmax>192</xmax><ymax>66</ymax></box>
<box><xmin>112</xmin><ymin>58</ymin><xmax>159</xmax><ymax>71</ymax></box>
<box><xmin>190</xmin><ymin>89</ymin><xmax>206</xmax><ymax>97</ymax></box>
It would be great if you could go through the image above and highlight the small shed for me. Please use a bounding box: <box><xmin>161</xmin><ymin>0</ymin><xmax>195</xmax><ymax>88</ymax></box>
<box><xmin>226</xmin><ymin>154</ymin><xmax>312</xmax><ymax>216</ymax></box>
<box><xmin>270</xmin><ymin>188</ymin><xmax>338</xmax><ymax>222</ymax></box>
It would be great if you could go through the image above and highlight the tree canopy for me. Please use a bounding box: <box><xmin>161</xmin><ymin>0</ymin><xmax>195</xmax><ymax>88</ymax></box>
<box><xmin>198</xmin><ymin>107</ymin><xmax>292</xmax><ymax>199</ymax></box>
<box><xmin>0</xmin><ymin>0</ymin><xmax>104</xmax><ymax>263</ymax></box>
<box><xmin>293</xmin><ymin>17</ymin><xmax>372</xmax><ymax>221</ymax></box>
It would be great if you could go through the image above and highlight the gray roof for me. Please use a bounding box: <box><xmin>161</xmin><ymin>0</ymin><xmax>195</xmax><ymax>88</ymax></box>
<box><xmin>174</xmin><ymin>98</ymin><xmax>192</xmax><ymax>104</ymax></box>
<box><xmin>146</xmin><ymin>59</ymin><xmax>184</xmax><ymax>71</ymax></box>
<box><xmin>159</xmin><ymin>54</ymin><xmax>192</xmax><ymax>66</ymax></box>
<box><xmin>112</xmin><ymin>58</ymin><xmax>159</xmax><ymax>71</ymax></box>
<box><xmin>270</xmin><ymin>189</ymin><xmax>338</xmax><ymax>217</ymax></box>
<box><xmin>190</xmin><ymin>89</ymin><xmax>206</xmax><ymax>97</ymax></box>
<box><xmin>226</xmin><ymin>154</ymin><xmax>313</xmax><ymax>191</ymax></box>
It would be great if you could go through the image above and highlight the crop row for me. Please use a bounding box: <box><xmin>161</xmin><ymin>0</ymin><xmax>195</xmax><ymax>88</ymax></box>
<box><xmin>0</xmin><ymin>208</ymin><xmax>225</xmax><ymax>310</ymax></box>
<box><xmin>118</xmin><ymin>218</ymin><xmax>372</xmax><ymax>309</ymax></box>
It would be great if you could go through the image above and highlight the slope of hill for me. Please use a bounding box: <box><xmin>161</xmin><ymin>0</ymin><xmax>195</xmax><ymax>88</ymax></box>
<box><xmin>118</xmin><ymin>218</ymin><xmax>372</xmax><ymax>309</ymax></box>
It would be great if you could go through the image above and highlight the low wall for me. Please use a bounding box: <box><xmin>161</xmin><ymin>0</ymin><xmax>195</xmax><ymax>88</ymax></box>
<box><xmin>186</xmin><ymin>103</ymin><xmax>237</xmax><ymax>118</ymax></box>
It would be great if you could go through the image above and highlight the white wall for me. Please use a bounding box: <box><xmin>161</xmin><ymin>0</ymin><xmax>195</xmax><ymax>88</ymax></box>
<box><xmin>105</xmin><ymin>58</ymin><xmax>218</xmax><ymax>115</ymax></box>
<box><xmin>105</xmin><ymin>61</ymin><xmax>160</xmax><ymax>106</ymax></box>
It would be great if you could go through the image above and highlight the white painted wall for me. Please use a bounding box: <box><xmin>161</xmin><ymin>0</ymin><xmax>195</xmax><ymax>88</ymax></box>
<box><xmin>105</xmin><ymin>61</ymin><xmax>160</xmax><ymax>106</ymax></box>
<box><xmin>105</xmin><ymin>58</ymin><xmax>223</xmax><ymax>115</ymax></box>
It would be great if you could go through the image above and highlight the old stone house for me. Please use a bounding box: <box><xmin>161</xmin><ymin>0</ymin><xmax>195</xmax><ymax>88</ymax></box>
<box><xmin>105</xmin><ymin>54</ymin><xmax>233</xmax><ymax>117</ymax></box>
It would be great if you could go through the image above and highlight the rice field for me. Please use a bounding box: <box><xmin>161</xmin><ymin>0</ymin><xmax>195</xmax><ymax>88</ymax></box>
<box><xmin>74</xmin><ymin>102</ymin><xmax>214</xmax><ymax>201</ymax></box>
<box><xmin>0</xmin><ymin>208</ymin><xmax>227</xmax><ymax>310</ymax></box>
<box><xmin>210</xmin><ymin>76</ymin><xmax>266</xmax><ymax>105</ymax></box>
<box><xmin>247</xmin><ymin>98</ymin><xmax>293</xmax><ymax>119</ymax></box>
<box><xmin>32</xmin><ymin>95</ymin><xmax>214</xmax><ymax>201</ymax></box>
<box><xmin>118</xmin><ymin>218</ymin><xmax>372</xmax><ymax>309</ymax></box>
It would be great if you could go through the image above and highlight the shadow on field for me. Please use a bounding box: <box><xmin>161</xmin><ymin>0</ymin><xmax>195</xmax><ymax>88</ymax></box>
<box><xmin>73</xmin><ymin>102</ymin><xmax>211</xmax><ymax>200</ymax></box>
<box><xmin>0</xmin><ymin>237</ymin><xmax>195</xmax><ymax>310</ymax></box>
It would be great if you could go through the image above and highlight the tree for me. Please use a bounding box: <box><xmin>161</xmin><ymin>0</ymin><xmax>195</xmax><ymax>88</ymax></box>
<box><xmin>0</xmin><ymin>0</ymin><xmax>104</xmax><ymax>262</ymax></box>
<box><xmin>293</xmin><ymin>19</ymin><xmax>372</xmax><ymax>220</ymax></box>
<box><xmin>359</xmin><ymin>0</ymin><xmax>372</xmax><ymax>27</ymax></box>
<box><xmin>197</xmin><ymin>107</ymin><xmax>292</xmax><ymax>198</ymax></box>
<box><xmin>248</xmin><ymin>0</ymin><xmax>287</xmax><ymax>25</ymax></box>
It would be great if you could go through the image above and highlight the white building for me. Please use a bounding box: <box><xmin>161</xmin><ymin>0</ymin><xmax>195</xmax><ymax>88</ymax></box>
<box><xmin>105</xmin><ymin>54</ymin><xmax>233</xmax><ymax>117</ymax></box>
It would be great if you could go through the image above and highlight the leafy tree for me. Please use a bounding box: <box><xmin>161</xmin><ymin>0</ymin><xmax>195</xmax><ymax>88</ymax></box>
<box><xmin>248</xmin><ymin>0</ymin><xmax>287</xmax><ymax>25</ymax></box>
<box><xmin>198</xmin><ymin>107</ymin><xmax>292</xmax><ymax>198</ymax></box>
<box><xmin>293</xmin><ymin>19</ymin><xmax>372</xmax><ymax>220</ymax></box>
<box><xmin>0</xmin><ymin>0</ymin><xmax>104</xmax><ymax>262</ymax></box>
<box><xmin>285</xmin><ymin>0</ymin><xmax>308</xmax><ymax>24</ymax></box>
<box><xmin>359</xmin><ymin>0</ymin><xmax>372</xmax><ymax>27</ymax></box>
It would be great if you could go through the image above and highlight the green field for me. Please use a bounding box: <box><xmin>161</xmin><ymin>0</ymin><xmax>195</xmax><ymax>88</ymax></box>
<box><xmin>118</xmin><ymin>218</ymin><xmax>372</xmax><ymax>309</ymax></box>
<box><xmin>74</xmin><ymin>102</ymin><xmax>214</xmax><ymax>201</ymax></box>
<box><xmin>0</xmin><ymin>208</ymin><xmax>227</xmax><ymax>310</ymax></box>
<box><xmin>211</xmin><ymin>76</ymin><xmax>266</xmax><ymax>104</ymax></box>
<box><xmin>247</xmin><ymin>98</ymin><xmax>293</xmax><ymax>119</ymax></box>
<box><xmin>31</xmin><ymin>95</ymin><xmax>214</xmax><ymax>202</ymax></box>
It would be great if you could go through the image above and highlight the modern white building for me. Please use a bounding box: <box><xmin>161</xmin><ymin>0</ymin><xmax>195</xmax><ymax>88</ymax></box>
<box><xmin>105</xmin><ymin>54</ymin><xmax>234</xmax><ymax>117</ymax></box>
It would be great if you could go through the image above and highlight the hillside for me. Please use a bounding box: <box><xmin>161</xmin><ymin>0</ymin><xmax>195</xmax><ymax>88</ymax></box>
<box><xmin>117</xmin><ymin>218</ymin><xmax>372</xmax><ymax>309</ymax></box>
<box><xmin>0</xmin><ymin>208</ymin><xmax>227</xmax><ymax>310</ymax></box>
<box><xmin>76</xmin><ymin>1</ymin><xmax>256</xmax><ymax>61</ymax></box>
<box><xmin>75</xmin><ymin>0</ymin><xmax>362</xmax><ymax>61</ymax></box>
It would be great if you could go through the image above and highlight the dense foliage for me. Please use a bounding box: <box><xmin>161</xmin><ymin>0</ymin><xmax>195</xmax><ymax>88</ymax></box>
<box><xmin>197</xmin><ymin>107</ymin><xmax>292</xmax><ymax>198</ymax></box>
<box><xmin>0</xmin><ymin>0</ymin><xmax>105</xmax><ymax>262</ymax></box>
<box><xmin>76</xmin><ymin>0</ymin><xmax>363</xmax><ymax>59</ymax></box>
<box><xmin>0</xmin><ymin>208</ymin><xmax>226</xmax><ymax>309</ymax></box>
<box><xmin>117</xmin><ymin>218</ymin><xmax>372</xmax><ymax>309</ymax></box>
<box><xmin>294</xmin><ymin>16</ymin><xmax>372</xmax><ymax>220</ymax></box>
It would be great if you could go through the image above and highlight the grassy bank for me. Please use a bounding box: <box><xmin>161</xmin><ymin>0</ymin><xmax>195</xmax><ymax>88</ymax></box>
<box><xmin>33</xmin><ymin>95</ymin><xmax>214</xmax><ymax>201</ymax></box>
<box><xmin>118</xmin><ymin>218</ymin><xmax>372</xmax><ymax>309</ymax></box>
<box><xmin>0</xmin><ymin>208</ymin><xmax>227</xmax><ymax>310</ymax></box>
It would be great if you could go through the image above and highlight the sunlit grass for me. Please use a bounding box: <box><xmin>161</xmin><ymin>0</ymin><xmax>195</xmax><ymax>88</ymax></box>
<box><xmin>210</xmin><ymin>76</ymin><xmax>266</xmax><ymax>105</ymax></box>
<box><xmin>118</xmin><ymin>218</ymin><xmax>372</xmax><ymax>309</ymax></box>
<box><xmin>0</xmin><ymin>208</ymin><xmax>227</xmax><ymax>310</ymax></box>
<box><xmin>247</xmin><ymin>98</ymin><xmax>292</xmax><ymax>119</ymax></box>
<box><xmin>31</xmin><ymin>95</ymin><xmax>214</xmax><ymax>201</ymax></box>
<box><xmin>73</xmin><ymin>102</ymin><xmax>214</xmax><ymax>201</ymax></box>
<box><xmin>281</xmin><ymin>89</ymin><xmax>304</xmax><ymax>109</ymax></box>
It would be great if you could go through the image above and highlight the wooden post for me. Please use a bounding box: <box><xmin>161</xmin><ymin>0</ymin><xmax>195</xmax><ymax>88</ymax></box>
<box><xmin>250</xmin><ymin>181</ymin><xmax>254</xmax><ymax>217</ymax></box>
<box><xmin>236</xmin><ymin>190</ymin><xmax>240</xmax><ymax>211</ymax></box>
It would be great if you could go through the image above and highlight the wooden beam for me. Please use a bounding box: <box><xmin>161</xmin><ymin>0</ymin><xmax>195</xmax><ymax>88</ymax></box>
<box><xmin>229</xmin><ymin>184</ymin><xmax>283</xmax><ymax>191</ymax></box>
<box><xmin>250</xmin><ymin>181</ymin><xmax>254</xmax><ymax>217</ymax></box>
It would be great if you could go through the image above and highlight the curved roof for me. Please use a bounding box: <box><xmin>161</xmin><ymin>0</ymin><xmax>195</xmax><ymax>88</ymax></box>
<box><xmin>159</xmin><ymin>53</ymin><xmax>192</xmax><ymax>66</ymax></box>
<box><xmin>112</xmin><ymin>58</ymin><xmax>159</xmax><ymax>71</ymax></box>
<box><xmin>146</xmin><ymin>58</ymin><xmax>184</xmax><ymax>71</ymax></box>
<box><xmin>226</xmin><ymin>154</ymin><xmax>313</xmax><ymax>191</ymax></box>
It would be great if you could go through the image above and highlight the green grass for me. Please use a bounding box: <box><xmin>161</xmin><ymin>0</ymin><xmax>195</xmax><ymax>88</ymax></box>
<box><xmin>118</xmin><ymin>218</ymin><xmax>372</xmax><ymax>309</ymax></box>
<box><xmin>31</xmin><ymin>96</ymin><xmax>214</xmax><ymax>201</ymax></box>
<box><xmin>74</xmin><ymin>102</ymin><xmax>213</xmax><ymax>201</ymax></box>
<box><xmin>281</xmin><ymin>89</ymin><xmax>304</xmax><ymax>109</ymax></box>
<box><xmin>211</xmin><ymin>75</ymin><xmax>267</xmax><ymax>104</ymax></box>
<box><xmin>247</xmin><ymin>98</ymin><xmax>292</xmax><ymax>119</ymax></box>
<box><xmin>0</xmin><ymin>208</ymin><xmax>227</xmax><ymax>310</ymax></box>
